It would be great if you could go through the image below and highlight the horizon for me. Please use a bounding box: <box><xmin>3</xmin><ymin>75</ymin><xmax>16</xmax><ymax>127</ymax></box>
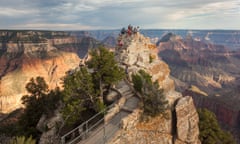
<box><xmin>0</xmin><ymin>0</ymin><xmax>239</xmax><ymax>30</ymax></box>
<box><xmin>1</xmin><ymin>28</ymin><xmax>240</xmax><ymax>31</ymax></box>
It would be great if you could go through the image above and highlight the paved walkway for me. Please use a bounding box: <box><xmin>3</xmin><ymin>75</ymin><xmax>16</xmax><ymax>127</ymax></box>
<box><xmin>77</xmin><ymin>80</ymin><xmax>140</xmax><ymax>144</ymax></box>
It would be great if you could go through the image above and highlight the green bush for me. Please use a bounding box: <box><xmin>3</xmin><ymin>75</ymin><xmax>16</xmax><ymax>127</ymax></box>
<box><xmin>18</xmin><ymin>77</ymin><xmax>62</xmax><ymax>137</ymax></box>
<box><xmin>149</xmin><ymin>55</ymin><xmax>153</xmax><ymax>63</ymax></box>
<box><xmin>132</xmin><ymin>70</ymin><xmax>168</xmax><ymax>117</ymax></box>
<box><xmin>198</xmin><ymin>108</ymin><xmax>236</xmax><ymax>144</ymax></box>
<box><xmin>132</xmin><ymin>73</ymin><xmax>143</xmax><ymax>93</ymax></box>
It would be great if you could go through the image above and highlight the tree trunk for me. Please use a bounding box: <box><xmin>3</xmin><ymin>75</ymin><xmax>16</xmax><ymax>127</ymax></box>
<box><xmin>99</xmin><ymin>79</ymin><xmax>104</xmax><ymax>103</ymax></box>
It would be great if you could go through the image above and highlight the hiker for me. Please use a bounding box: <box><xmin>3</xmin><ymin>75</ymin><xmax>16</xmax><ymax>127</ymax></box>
<box><xmin>127</xmin><ymin>24</ymin><xmax>133</xmax><ymax>36</ymax></box>
<box><xmin>121</xmin><ymin>27</ymin><xmax>126</xmax><ymax>34</ymax></box>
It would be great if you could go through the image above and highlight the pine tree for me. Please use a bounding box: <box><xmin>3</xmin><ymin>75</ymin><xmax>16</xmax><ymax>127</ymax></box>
<box><xmin>142</xmin><ymin>81</ymin><xmax>168</xmax><ymax>116</ymax></box>
<box><xmin>132</xmin><ymin>70</ymin><xmax>169</xmax><ymax>117</ymax></box>
<box><xmin>61</xmin><ymin>66</ymin><xmax>98</xmax><ymax>125</ymax></box>
<box><xmin>19</xmin><ymin>77</ymin><xmax>49</xmax><ymax>137</ymax></box>
<box><xmin>87</xmin><ymin>46</ymin><xmax>125</xmax><ymax>98</ymax></box>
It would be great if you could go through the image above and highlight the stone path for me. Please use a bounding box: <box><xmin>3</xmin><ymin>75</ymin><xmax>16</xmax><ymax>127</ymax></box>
<box><xmin>77</xmin><ymin>80</ymin><xmax>140</xmax><ymax>144</ymax></box>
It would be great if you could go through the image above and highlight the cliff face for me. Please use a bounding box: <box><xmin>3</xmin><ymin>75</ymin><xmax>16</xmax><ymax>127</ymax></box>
<box><xmin>0</xmin><ymin>51</ymin><xmax>80</xmax><ymax>113</ymax></box>
<box><xmin>157</xmin><ymin>33</ymin><xmax>240</xmax><ymax>95</ymax></box>
<box><xmin>183</xmin><ymin>89</ymin><xmax>240</xmax><ymax>141</ymax></box>
<box><xmin>112</xmin><ymin>32</ymin><xmax>200</xmax><ymax>143</ymax></box>
<box><xmin>0</xmin><ymin>31</ymin><xmax>101</xmax><ymax>113</ymax></box>
<box><xmin>157</xmin><ymin>33</ymin><xmax>240</xmax><ymax>140</ymax></box>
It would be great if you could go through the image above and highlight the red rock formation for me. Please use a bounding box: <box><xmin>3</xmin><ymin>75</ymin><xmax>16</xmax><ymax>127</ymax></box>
<box><xmin>0</xmin><ymin>31</ymin><xmax>102</xmax><ymax>113</ymax></box>
<box><xmin>0</xmin><ymin>51</ymin><xmax>80</xmax><ymax>113</ymax></box>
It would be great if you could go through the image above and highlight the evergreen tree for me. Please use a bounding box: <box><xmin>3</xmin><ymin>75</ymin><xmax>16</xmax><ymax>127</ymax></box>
<box><xmin>87</xmin><ymin>46</ymin><xmax>125</xmax><ymax>98</ymax></box>
<box><xmin>18</xmin><ymin>77</ymin><xmax>62</xmax><ymax>137</ymax></box>
<box><xmin>132</xmin><ymin>70</ymin><xmax>168</xmax><ymax>117</ymax></box>
<box><xmin>198</xmin><ymin>108</ymin><xmax>236</xmax><ymax>144</ymax></box>
<box><xmin>142</xmin><ymin>81</ymin><xmax>168</xmax><ymax>117</ymax></box>
<box><xmin>61</xmin><ymin>66</ymin><xmax>98</xmax><ymax>125</ymax></box>
<box><xmin>19</xmin><ymin>77</ymin><xmax>49</xmax><ymax>137</ymax></box>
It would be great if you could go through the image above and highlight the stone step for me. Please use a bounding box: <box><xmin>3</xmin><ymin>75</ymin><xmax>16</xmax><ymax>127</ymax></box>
<box><xmin>124</xmin><ymin>96</ymin><xmax>140</xmax><ymax>110</ymax></box>
<box><xmin>121</xmin><ymin>107</ymin><xmax>134</xmax><ymax>113</ymax></box>
<box><xmin>125</xmin><ymin>93</ymin><xmax>134</xmax><ymax>99</ymax></box>
<box><xmin>115</xmin><ymin>80</ymin><xmax>126</xmax><ymax>89</ymax></box>
<box><xmin>122</xmin><ymin>90</ymin><xmax>133</xmax><ymax>96</ymax></box>
<box><xmin>118</xmin><ymin>85</ymin><xmax>130</xmax><ymax>94</ymax></box>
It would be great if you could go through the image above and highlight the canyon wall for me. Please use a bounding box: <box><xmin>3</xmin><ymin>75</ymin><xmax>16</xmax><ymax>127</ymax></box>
<box><xmin>0</xmin><ymin>31</ymin><xmax>101</xmax><ymax>113</ymax></box>
<box><xmin>157</xmin><ymin>33</ymin><xmax>240</xmax><ymax>141</ymax></box>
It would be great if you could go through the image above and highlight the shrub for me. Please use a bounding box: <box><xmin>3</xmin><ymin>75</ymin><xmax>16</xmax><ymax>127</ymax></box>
<box><xmin>132</xmin><ymin>70</ymin><xmax>168</xmax><ymax>117</ymax></box>
<box><xmin>198</xmin><ymin>108</ymin><xmax>236</xmax><ymax>144</ymax></box>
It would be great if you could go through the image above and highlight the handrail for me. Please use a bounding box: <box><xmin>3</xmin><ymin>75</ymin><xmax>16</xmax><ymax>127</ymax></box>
<box><xmin>61</xmin><ymin>101</ymin><xmax>116</xmax><ymax>144</ymax></box>
<box><xmin>81</xmin><ymin>111</ymin><xmax>123</xmax><ymax>144</ymax></box>
<box><xmin>61</xmin><ymin>80</ymin><xmax>136</xmax><ymax>144</ymax></box>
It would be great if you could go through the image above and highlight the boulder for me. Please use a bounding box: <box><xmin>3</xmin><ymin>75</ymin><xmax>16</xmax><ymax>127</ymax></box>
<box><xmin>175</xmin><ymin>96</ymin><xmax>200</xmax><ymax>144</ymax></box>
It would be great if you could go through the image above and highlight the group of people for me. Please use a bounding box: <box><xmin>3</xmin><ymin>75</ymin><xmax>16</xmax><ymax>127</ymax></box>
<box><xmin>121</xmin><ymin>24</ymin><xmax>140</xmax><ymax>36</ymax></box>
<box><xmin>118</xmin><ymin>24</ymin><xmax>140</xmax><ymax>47</ymax></box>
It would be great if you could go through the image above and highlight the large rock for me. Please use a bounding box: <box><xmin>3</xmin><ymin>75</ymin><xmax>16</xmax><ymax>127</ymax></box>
<box><xmin>110</xmin><ymin>109</ymin><xmax>173</xmax><ymax>144</ymax></box>
<box><xmin>116</xmin><ymin>32</ymin><xmax>179</xmax><ymax>102</ymax></box>
<box><xmin>175</xmin><ymin>96</ymin><xmax>200</xmax><ymax>144</ymax></box>
<box><xmin>112</xmin><ymin>96</ymin><xmax>201</xmax><ymax>144</ymax></box>
<box><xmin>37</xmin><ymin>108</ymin><xmax>63</xmax><ymax>144</ymax></box>
<box><xmin>110</xmin><ymin>31</ymin><xmax>201</xmax><ymax>144</ymax></box>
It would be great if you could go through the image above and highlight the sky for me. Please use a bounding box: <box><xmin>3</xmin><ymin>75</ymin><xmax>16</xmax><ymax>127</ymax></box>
<box><xmin>0</xmin><ymin>0</ymin><xmax>239</xmax><ymax>30</ymax></box>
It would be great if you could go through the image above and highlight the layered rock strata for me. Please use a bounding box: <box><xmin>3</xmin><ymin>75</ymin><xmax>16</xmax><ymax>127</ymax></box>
<box><xmin>0</xmin><ymin>31</ymin><xmax>99</xmax><ymax>113</ymax></box>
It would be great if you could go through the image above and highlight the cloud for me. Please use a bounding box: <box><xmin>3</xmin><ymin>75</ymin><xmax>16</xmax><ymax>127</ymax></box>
<box><xmin>10</xmin><ymin>23</ymin><xmax>97</xmax><ymax>30</ymax></box>
<box><xmin>0</xmin><ymin>0</ymin><xmax>239</xmax><ymax>30</ymax></box>
<box><xmin>0</xmin><ymin>8</ymin><xmax>38</xmax><ymax>16</ymax></box>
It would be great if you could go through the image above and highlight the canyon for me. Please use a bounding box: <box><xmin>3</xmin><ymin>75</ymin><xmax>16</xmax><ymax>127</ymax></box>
<box><xmin>156</xmin><ymin>33</ymin><xmax>240</xmax><ymax>141</ymax></box>
<box><xmin>0</xmin><ymin>31</ymin><xmax>101</xmax><ymax>113</ymax></box>
<box><xmin>0</xmin><ymin>29</ymin><xmax>239</xmax><ymax>142</ymax></box>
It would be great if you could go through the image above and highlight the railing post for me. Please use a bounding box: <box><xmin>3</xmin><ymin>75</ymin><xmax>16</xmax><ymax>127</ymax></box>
<box><xmin>103</xmin><ymin>108</ymin><xmax>106</xmax><ymax>144</ymax></box>
<box><xmin>86</xmin><ymin>121</ymin><xmax>88</xmax><ymax>137</ymax></box>
<box><xmin>61</xmin><ymin>137</ymin><xmax>65</xmax><ymax>144</ymax></box>
<box><xmin>103</xmin><ymin>121</ymin><xmax>106</xmax><ymax>144</ymax></box>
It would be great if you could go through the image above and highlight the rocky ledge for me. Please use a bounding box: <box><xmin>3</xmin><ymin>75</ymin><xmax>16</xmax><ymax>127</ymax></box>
<box><xmin>109</xmin><ymin>31</ymin><xmax>201</xmax><ymax>144</ymax></box>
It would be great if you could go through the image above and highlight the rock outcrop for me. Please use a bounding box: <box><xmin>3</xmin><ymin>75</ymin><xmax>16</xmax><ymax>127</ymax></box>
<box><xmin>116</xmin><ymin>32</ymin><xmax>180</xmax><ymax>105</ymax></box>
<box><xmin>110</xmin><ymin>96</ymin><xmax>200</xmax><ymax>144</ymax></box>
<box><xmin>110</xmin><ymin>31</ymin><xmax>200</xmax><ymax>143</ymax></box>
<box><xmin>175</xmin><ymin>96</ymin><xmax>200</xmax><ymax>144</ymax></box>
<box><xmin>37</xmin><ymin>108</ymin><xmax>63</xmax><ymax>144</ymax></box>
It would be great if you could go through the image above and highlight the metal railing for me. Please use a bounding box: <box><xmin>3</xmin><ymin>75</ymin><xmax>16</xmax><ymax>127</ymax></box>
<box><xmin>61</xmin><ymin>103</ymin><xmax>115</xmax><ymax>144</ymax></box>
<box><xmin>81</xmin><ymin>111</ymin><xmax>123</xmax><ymax>144</ymax></box>
<box><xmin>61</xmin><ymin>80</ymin><xmax>135</xmax><ymax>144</ymax></box>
